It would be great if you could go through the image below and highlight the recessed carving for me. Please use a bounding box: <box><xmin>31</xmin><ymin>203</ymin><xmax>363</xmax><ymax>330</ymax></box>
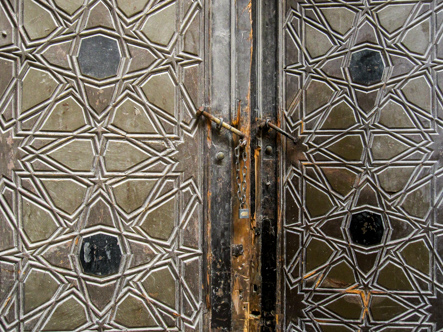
<box><xmin>349</xmin><ymin>49</ymin><xmax>384</xmax><ymax>85</ymax></box>
<box><xmin>349</xmin><ymin>212</ymin><xmax>384</xmax><ymax>246</ymax></box>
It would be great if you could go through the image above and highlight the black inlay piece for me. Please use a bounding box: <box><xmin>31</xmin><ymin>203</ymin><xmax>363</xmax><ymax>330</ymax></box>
<box><xmin>80</xmin><ymin>234</ymin><xmax>122</xmax><ymax>276</ymax></box>
<box><xmin>78</xmin><ymin>35</ymin><xmax>121</xmax><ymax>79</ymax></box>
<box><xmin>349</xmin><ymin>49</ymin><xmax>384</xmax><ymax>85</ymax></box>
<box><xmin>349</xmin><ymin>212</ymin><xmax>384</xmax><ymax>246</ymax></box>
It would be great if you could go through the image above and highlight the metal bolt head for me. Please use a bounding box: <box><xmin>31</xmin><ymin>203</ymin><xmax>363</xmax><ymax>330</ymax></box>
<box><xmin>216</xmin><ymin>152</ymin><xmax>225</xmax><ymax>161</ymax></box>
<box><xmin>265</xmin><ymin>146</ymin><xmax>273</xmax><ymax>155</ymax></box>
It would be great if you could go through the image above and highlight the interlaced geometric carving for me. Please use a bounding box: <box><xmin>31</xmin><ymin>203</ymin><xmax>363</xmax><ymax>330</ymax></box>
<box><xmin>0</xmin><ymin>0</ymin><xmax>204</xmax><ymax>330</ymax></box>
<box><xmin>282</xmin><ymin>1</ymin><xmax>443</xmax><ymax>331</ymax></box>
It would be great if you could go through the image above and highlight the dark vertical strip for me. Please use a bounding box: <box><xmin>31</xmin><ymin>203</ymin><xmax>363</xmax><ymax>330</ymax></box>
<box><xmin>209</xmin><ymin>0</ymin><xmax>232</xmax><ymax>329</ymax></box>
<box><xmin>258</xmin><ymin>0</ymin><xmax>279</xmax><ymax>331</ymax></box>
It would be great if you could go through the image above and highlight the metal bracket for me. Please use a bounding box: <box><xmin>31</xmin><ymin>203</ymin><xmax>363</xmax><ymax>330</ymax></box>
<box><xmin>258</xmin><ymin>119</ymin><xmax>298</xmax><ymax>144</ymax></box>
<box><xmin>197</xmin><ymin>106</ymin><xmax>247</xmax><ymax>139</ymax></box>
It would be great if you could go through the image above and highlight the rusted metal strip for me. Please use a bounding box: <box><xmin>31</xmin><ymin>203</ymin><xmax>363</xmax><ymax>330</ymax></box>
<box><xmin>231</xmin><ymin>0</ymin><xmax>254</xmax><ymax>330</ymax></box>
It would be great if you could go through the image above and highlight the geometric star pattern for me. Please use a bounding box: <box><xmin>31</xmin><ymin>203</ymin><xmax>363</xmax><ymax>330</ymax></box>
<box><xmin>282</xmin><ymin>1</ymin><xmax>443</xmax><ymax>331</ymax></box>
<box><xmin>0</xmin><ymin>0</ymin><xmax>204</xmax><ymax>330</ymax></box>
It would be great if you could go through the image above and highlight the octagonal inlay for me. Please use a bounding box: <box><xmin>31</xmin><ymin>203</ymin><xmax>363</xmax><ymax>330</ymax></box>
<box><xmin>78</xmin><ymin>35</ymin><xmax>121</xmax><ymax>79</ymax></box>
<box><xmin>349</xmin><ymin>49</ymin><xmax>384</xmax><ymax>85</ymax></box>
<box><xmin>80</xmin><ymin>234</ymin><xmax>122</xmax><ymax>276</ymax></box>
<box><xmin>349</xmin><ymin>212</ymin><xmax>384</xmax><ymax>246</ymax></box>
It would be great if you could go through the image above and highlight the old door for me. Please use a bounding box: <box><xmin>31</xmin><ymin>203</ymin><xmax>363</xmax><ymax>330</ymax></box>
<box><xmin>279</xmin><ymin>0</ymin><xmax>443</xmax><ymax>331</ymax></box>
<box><xmin>0</xmin><ymin>0</ymin><xmax>207</xmax><ymax>330</ymax></box>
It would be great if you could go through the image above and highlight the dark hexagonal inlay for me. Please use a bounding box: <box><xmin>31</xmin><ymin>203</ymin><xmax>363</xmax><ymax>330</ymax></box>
<box><xmin>349</xmin><ymin>212</ymin><xmax>384</xmax><ymax>246</ymax></box>
<box><xmin>78</xmin><ymin>35</ymin><xmax>121</xmax><ymax>79</ymax></box>
<box><xmin>80</xmin><ymin>234</ymin><xmax>122</xmax><ymax>276</ymax></box>
<box><xmin>349</xmin><ymin>49</ymin><xmax>384</xmax><ymax>85</ymax></box>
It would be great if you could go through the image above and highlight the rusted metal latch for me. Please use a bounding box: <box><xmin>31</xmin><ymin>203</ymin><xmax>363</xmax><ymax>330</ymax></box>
<box><xmin>258</xmin><ymin>119</ymin><xmax>299</xmax><ymax>144</ymax></box>
<box><xmin>197</xmin><ymin>106</ymin><xmax>247</xmax><ymax>139</ymax></box>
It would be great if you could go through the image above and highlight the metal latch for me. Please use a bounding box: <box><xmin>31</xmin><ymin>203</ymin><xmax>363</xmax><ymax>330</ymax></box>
<box><xmin>197</xmin><ymin>106</ymin><xmax>247</xmax><ymax>139</ymax></box>
<box><xmin>258</xmin><ymin>119</ymin><xmax>298</xmax><ymax>144</ymax></box>
<box><xmin>197</xmin><ymin>106</ymin><xmax>250</xmax><ymax>219</ymax></box>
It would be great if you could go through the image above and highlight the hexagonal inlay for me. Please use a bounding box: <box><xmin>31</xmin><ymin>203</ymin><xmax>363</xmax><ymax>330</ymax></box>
<box><xmin>349</xmin><ymin>212</ymin><xmax>384</xmax><ymax>246</ymax></box>
<box><xmin>78</xmin><ymin>35</ymin><xmax>121</xmax><ymax>79</ymax></box>
<box><xmin>80</xmin><ymin>234</ymin><xmax>122</xmax><ymax>276</ymax></box>
<box><xmin>349</xmin><ymin>49</ymin><xmax>384</xmax><ymax>85</ymax></box>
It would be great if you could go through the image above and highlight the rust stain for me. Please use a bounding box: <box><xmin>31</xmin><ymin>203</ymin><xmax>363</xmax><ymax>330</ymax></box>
<box><xmin>141</xmin><ymin>293</ymin><xmax>152</xmax><ymax>304</ymax></box>
<box><xmin>232</xmin><ymin>0</ymin><xmax>254</xmax><ymax>330</ymax></box>
<box><xmin>303</xmin><ymin>270</ymin><xmax>318</xmax><ymax>279</ymax></box>
<box><xmin>252</xmin><ymin>147</ymin><xmax>261</xmax><ymax>231</ymax></box>
<box><xmin>206</xmin><ymin>116</ymin><xmax>212</xmax><ymax>148</ymax></box>
<box><xmin>315</xmin><ymin>273</ymin><xmax>325</xmax><ymax>288</ymax></box>
<box><xmin>241</xmin><ymin>1</ymin><xmax>252</xmax><ymax>16</ymax></box>
<box><xmin>343</xmin><ymin>287</ymin><xmax>385</xmax><ymax>319</ymax></box>
<box><xmin>3</xmin><ymin>296</ymin><xmax>11</xmax><ymax>308</ymax></box>
<box><xmin>233</xmin><ymin>277</ymin><xmax>242</xmax><ymax>314</ymax></box>
<box><xmin>243</xmin><ymin>301</ymin><xmax>250</xmax><ymax>331</ymax></box>
<box><xmin>232</xmin><ymin>100</ymin><xmax>242</xmax><ymax>127</ymax></box>
<box><xmin>346</xmin><ymin>288</ymin><xmax>371</xmax><ymax>319</ymax></box>
<box><xmin>254</xmin><ymin>146</ymin><xmax>261</xmax><ymax>159</ymax></box>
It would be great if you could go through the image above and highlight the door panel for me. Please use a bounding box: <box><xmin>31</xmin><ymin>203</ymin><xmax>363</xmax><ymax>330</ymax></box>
<box><xmin>281</xmin><ymin>1</ymin><xmax>443</xmax><ymax>331</ymax></box>
<box><xmin>0</xmin><ymin>0</ymin><xmax>205</xmax><ymax>330</ymax></box>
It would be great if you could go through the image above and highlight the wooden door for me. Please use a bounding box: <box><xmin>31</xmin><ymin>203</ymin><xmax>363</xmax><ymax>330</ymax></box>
<box><xmin>0</xmin><ymin>0</ymin><xmax>206</xmax><ymax>330</ymax></box>
<box><xmin>279</xmin><ymin>0</ymin><xmax>443</xmax><ymax>331</ymax></box>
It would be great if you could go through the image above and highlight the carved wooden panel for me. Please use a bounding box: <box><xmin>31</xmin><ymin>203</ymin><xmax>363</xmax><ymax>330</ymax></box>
<box><xmin>0</xmin><ymin>0</ymin><xmax>205</xmax><ymax>330</ymax></box>
<box><xmin>281</xmin><ymin>1</ymin><xmax>443</xmax><ymax>331</ymax></box>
